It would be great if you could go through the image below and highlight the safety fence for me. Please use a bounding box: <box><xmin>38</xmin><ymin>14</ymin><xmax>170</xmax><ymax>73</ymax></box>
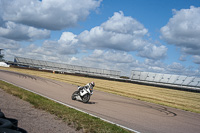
<box><xmin>14</xmin><ymin>57</ymin><xmax>121</xmax><ymax>78</ymax></box>
<box><xmin>130</xmin><ymin>70</ymin><xmax>200</xmax><ymax>89</ymax></box>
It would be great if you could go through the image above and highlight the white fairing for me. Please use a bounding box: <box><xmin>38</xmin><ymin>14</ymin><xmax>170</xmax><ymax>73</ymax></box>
<box><xmin>76</xmin><ymin>95</ymin><xmax>82</xmax><ymax>101</ymax></box>
<box><xmin>80</xmin><ymin>88</ymin><xmax>90</xmax><ymax>96</ymax></box>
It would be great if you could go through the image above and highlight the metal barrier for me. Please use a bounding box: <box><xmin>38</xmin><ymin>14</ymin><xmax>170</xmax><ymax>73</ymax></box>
<box><xmin>14</xmin><ymin>57</ymin><xmax>121</xmax><ymax>78</ymax></box>
<box><xmin>130</xmin><ymin>70</ymin><xmax>200</xmax><ymax>89</ymax></box>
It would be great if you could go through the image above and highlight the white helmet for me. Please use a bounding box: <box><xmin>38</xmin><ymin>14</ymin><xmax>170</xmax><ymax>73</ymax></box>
<box><xmin>90</xmin><ymin>81</ymin><xmax>95</xmax><ymax>87</ymax></box>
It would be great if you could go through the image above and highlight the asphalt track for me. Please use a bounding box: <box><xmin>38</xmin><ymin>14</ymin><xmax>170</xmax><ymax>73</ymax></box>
<box><xmin>0</xmin><ymin>69</ymin><xmax>200</xmax><ymax>133</ymax></box>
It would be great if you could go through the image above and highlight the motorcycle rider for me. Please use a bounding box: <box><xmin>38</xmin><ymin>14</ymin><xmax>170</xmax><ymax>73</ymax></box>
<box><xmin>78</xmin><ymin>81</ymin><xmax>95</xmax><ymax>94</ymax></box>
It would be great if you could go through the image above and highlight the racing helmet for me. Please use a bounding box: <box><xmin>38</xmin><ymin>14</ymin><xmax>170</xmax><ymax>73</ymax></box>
<box><xmin>90</xmin><ymin>81</ymin><xmax>95</xmax><ymax>87</ymax></box>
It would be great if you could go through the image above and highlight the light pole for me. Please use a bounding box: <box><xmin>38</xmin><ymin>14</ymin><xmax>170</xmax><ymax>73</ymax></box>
<box><xmin>0</xmin><ymin>49</ymin><xmax>4</xmax><ymax>61</ymax></box>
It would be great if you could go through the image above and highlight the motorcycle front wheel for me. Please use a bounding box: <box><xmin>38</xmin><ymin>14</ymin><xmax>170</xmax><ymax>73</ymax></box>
<box><xmin>71</xmin><ymin>91</ymin><xmax>79</xmax><ymax>100</ymax></box>
<box><xmin>82</xmin><ymin>94</ymin><xmax>90</xmax><ymax>103</ymax></box>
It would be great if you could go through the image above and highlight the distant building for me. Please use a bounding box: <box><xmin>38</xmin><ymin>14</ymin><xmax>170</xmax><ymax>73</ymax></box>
<box><xmin>0</xmin><ymin>49</ymin><xmax>4</xmax><ymax>61</ymax></box>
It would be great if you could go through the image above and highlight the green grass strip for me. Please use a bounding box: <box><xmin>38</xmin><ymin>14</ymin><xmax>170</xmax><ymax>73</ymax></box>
<box><xmin>0</xmin><ymin>80</ymin><xmax>132</xmax><ymax>133</ymax></box>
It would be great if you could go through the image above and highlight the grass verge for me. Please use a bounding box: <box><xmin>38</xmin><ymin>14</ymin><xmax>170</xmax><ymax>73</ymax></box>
<box><xmin>0</xmin><ymin>80</ymin><xmax>132</xmax><ymax>133</ymax></box>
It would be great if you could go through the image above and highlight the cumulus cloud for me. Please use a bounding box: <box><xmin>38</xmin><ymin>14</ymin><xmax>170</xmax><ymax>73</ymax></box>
<box><xmin>0</xmin><ymin>31</ymin><xmax>78</xmax><ymax>62</ymax></box>
<box><xmin>101</xmin><ymin>11</ymin><xmax>148</xmax><ymax>36</ymax></box>
<box><xmin>76</xmin><ymin>49</ymin><xmax>138</xmax><ymax>75</ymax></box>
<box><xmin>193</xmin><ymin>55</ymin><xmax>200</xmax><ymax>64</ymax></box>
<box><xmin>0</xmin><ymin>21</ymin><xmax>50</xmax><ymax>41</ymax></box>
<box><xmin>179</xmin><ymin>54</ymin><xmax>187</xmax><ymax>61</ymax></box>
<box><xmin>85</xmin><ymin>49</ymin><xmax>134</xmax><ymax>63</ymax></box>
<box><xmin>0</xmin><ymin>37</ymin><xmax>24</xmax><ymax>60</ymax></box>
<box><xmin>0</xmin><ymin>37</ymin><xmax>20</xmax><ymax>50</ymax></box>
<box><xmin>160</xmin><ymin>6</ymin><xmax>200</xmax><ymax>63</ymax></box>
<box><xmin>78</xmin><ymin>50</ymin><xmax>200</xmax><ymax>76</ymax></box>
<box><xmin>79</xmin><ymin>11</ymin><xmax>148</xmax><ymax>51</ymax></box>
<box><xmin>0</xmin><ymin>0</ymin><xmax>101</xmax><ymax>30</ymax></box>
<box><xmin>36</xmin><ymin>32</ymin><xmax>78</xmax><ymax>56</ymax></box>
<box><xmin>58</xmin><ymin>32</ymin><xmax>78</xmax><ymax>55</ymax></box>
<box><xmin>139</xmin><ymin>59</ymin><xmax>200</xmax><ymax>77</ymax></box>
<box><xmin>78</xmin><ymin>11</ymin><xmax>167</xmax><ymax>60</ymax></box>
<box><xmin>138</xmin><ymin>44</ymin><xmax>167</xmax><ymax>60</ymax></box>
<box><xmin>166</xmin><ymin>62</ymin><xmax>185</xmax><ymax>74</ymax></box>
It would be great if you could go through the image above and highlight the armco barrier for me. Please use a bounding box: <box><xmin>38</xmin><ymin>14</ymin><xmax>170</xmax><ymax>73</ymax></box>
<box><xmin>14</xmin><ymin>57</ymin><xmax>121</xmax><ymax>79</ymax></box>
<box><xmin>130</xmin><ymin>70</ymin><xmax>200</xmax><ymax>90</ymax></box>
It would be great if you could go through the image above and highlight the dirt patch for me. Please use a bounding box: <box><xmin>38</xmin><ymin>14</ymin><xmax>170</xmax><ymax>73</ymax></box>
<box><xmin>0</xmin><ymin>88</ymin><xmax>81</xmax><ymax>133</ymax></box>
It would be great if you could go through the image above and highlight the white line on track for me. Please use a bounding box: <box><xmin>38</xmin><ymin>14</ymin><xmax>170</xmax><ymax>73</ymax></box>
<box><xmin>0</xmin><ymin>79</ymin><xmax>140</xmax><ymax>133</ymax></box>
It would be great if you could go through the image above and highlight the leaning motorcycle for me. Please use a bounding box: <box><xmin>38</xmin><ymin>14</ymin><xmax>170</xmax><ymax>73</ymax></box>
<box><xmin>71</xmin><ymin>86</ymin><xmax>93</xmax><ymax>103</ymax></box>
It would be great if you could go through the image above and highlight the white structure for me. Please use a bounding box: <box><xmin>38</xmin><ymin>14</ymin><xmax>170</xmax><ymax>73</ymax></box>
<box><xmin>130</xmin><ymin>70</ymin><xmax>200</xmax><ymax>89</ymax></box>
<box><xmin>0</xmin><ymin>62</ymin><xmax>10</xmax><ymax>67</ymax></box>
<box><xmin>14</xmin><ymin>57</ymin><xmax>121</xmax><ymax>78</ymax></box>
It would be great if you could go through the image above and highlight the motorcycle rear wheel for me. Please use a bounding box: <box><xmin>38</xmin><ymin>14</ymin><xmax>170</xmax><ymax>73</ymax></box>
<box><xmin>82</xmin><ymin>94</ymin><xmax>90</xmax><ymax>103</ymax></box>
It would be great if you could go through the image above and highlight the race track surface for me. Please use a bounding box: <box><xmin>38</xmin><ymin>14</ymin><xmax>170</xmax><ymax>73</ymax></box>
<box><xmin>1</xmin><ymin>69</ymin><xmax>200</xmax><ymax>133</ymax></box>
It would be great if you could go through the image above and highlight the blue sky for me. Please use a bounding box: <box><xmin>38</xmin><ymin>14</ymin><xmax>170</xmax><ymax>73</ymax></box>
<box><xmin>0</xmin><ymin>0</ymin><xmax>200</xmax><ymax>76</ymax></box>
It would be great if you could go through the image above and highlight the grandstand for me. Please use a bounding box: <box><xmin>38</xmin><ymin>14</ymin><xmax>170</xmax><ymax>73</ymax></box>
<box><xmin>130</xmin><ymin>70</ymin><xmax>200</xmax><ymax>91</ymax></box>
<box><xmin>13</xmin><ymin>56</ymin><xmax>121</xmax><ymax>79</ymax></box>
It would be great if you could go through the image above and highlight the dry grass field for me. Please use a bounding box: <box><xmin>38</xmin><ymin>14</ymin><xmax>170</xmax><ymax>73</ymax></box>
<box><xmin>1</xmin><ymin>66</ymin><xmax>200</xmax><ymax>113</ymax></box>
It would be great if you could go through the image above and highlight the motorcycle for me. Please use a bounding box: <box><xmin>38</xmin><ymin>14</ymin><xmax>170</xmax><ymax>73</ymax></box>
<box><xmin>71</xmin><ymin>86</ymin><xmax>93</xmax><ymax>103</ymax></box>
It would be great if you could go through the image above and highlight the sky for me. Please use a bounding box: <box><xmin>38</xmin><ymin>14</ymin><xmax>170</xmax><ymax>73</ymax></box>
<box><xmin>0</xmin><ymin>0</ymin><xmax>200</xmax><ymax>77</ymax></box>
